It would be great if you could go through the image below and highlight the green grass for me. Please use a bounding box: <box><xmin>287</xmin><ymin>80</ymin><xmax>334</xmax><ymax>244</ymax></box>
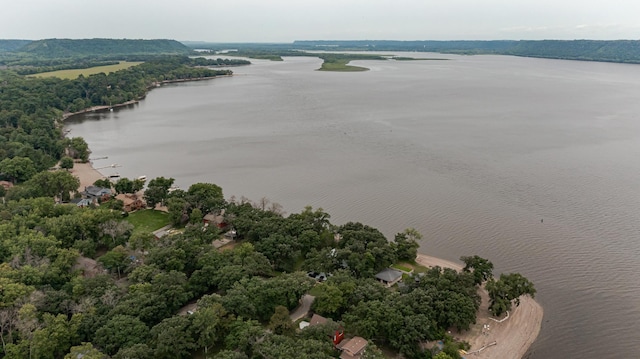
<box><xmin>392</xmin><ymin>261</ymin><xmax>430</xmax><ymax>274</ymax></box>
<box><xmin>29</xmin><ymin>61</ymin><xmax>143</xmax><ymax>79</ymax></box>
<box><xmin>125</xmin><ymin>209</ymin><xmax>171</xmax><ymax>234</ymax></box>
<box><xmin>391</xmin><ymin>263</ymin><xmax>413</xmax><ymax>273</ymax></box>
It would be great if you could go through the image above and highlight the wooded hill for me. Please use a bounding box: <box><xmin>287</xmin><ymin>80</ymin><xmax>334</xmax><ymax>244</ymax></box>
<box><xmin>0</xmin><ymin>40</ymin><xmax>31</xmax><ymax>52</ymax></box>
<box><xmin>8</xmin><ymin>38</ymin><xmax>192</xmax><ymax>57</ymax></box>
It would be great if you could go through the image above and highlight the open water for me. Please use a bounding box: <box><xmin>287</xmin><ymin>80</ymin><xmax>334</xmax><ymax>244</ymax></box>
<box><xmin>66</xmin><ymin>53</ymin><xmax>640</xmax><ymax>358</ymax></box>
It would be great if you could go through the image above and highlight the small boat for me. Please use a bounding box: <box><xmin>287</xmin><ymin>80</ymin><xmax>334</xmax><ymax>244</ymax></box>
<box><xmin>108</xmin><ymin>173</ymin><xmax>120</xmax><ymax>179</ymax></box>
<box><xmin>137</xmin><ymin>175</ymin><xmax>147</xmax><ymax>181</ymax></box>
<box><xmin>167</xmin><ymin>185</ymin><xmax>180</xmax><ymax>193</ymax></box>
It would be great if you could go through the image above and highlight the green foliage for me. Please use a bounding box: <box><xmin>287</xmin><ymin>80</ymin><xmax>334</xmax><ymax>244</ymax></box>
<box><xmin>113</xmin><ymin>344</ymin><xmax>153</xmax><ymax>359</ymax></box>
<box><xmin>143</xmin><ymin>177</ymin><xmax>174</xmax><ymax>208</ymax></box>
<box><xmin>59</xmin><ymin>156</ymin><xmax>74</xmax><ymax>170</ymax></box>
<box><xmin>64</xmin><ymin>343</ymin><xmax>108</xmax><ymax>359</ymax></box>
<box><xmin>0</xmin><ymin>157</ymin><xmax>37</xmax><ymax>183</ymax></box>
<box><xmin>94</xmin><ymin>315</ymin><xmax>149</xmax><ymax>355</ymax></box>
<box><xmin>149</xmin><ymin>316</ymin><xmax>196</xmax><ymax>359</ymax></box>
<box><xmin>66</xmin><ymin>137</ymin><xmax>90</xmax><ymax>162</ymax></box>
<box><xmin>222</xmin><ymin>272</ymin><xmax>313</xmax><ymax>322</ymax></box>
<box><xmin>486</xmin><ymin>273</ymin><xmax>536</xmax><ymax>316</ymax></box>
<box><xmin>268</xmin><ymin>305</ymin><xmax>294</xmax><ymax>335</ymax></box>
<box><xmin>394</xmin><ymin>228</ymin><xmax>421</xmax><ymax>261</ymax></box>
<box><xmin>254</xmin><ymin>334</ymin><xmax>335</xmax><ymax>359</ymax></box>
<box><xmin>98</xmin><ymin>245</ymin><xmax>130</xmax><ymax>278</ymax></box>
<box><xmin>25</xmin><ymin>170</ymin><xmax>80</xmax><ymax>202</ymax></box>
<box><xmin>92</xmin><ymin>178</ymin><xmax>112</xmax><ymax>189</ymax></box>
<box><xmin>460</xmin><ymin>255</ymin><xmax>494</xmax><ymax>285</ymax></box>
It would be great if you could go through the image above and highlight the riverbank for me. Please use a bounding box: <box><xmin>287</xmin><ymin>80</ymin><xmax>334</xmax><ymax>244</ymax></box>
<box><xmin>71</xmin><ymin>161</ymin><xmax>106</xmax><ymax>190</ymax></box>
<box><xmin>62</xmin><ymin>100</ymin><xmax>138</xmax><ymax>120</ymax></box>
<box><xmin>62</xmin><ymin>75</ymin><xmax>232</xmax><ymax>121</ymax></box>
<box><xmin>415</xmin><ymin>254</ymin><xmax>543</xmax><ymax>359</ymax></box>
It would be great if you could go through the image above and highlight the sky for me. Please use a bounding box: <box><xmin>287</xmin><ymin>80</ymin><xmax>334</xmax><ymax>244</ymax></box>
<box><xmin>2</xmin><ymin>0</ymin><xmax>639</xmax><ymax>42</ymax></box>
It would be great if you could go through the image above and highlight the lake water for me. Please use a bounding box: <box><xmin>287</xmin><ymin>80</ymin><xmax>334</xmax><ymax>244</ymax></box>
<box><xmin>66</xmin><ymin>53</ymin><xmax>640</xmax><ymax>358</ymax></box>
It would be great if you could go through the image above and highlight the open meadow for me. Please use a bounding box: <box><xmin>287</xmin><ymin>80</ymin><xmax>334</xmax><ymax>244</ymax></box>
<box><xmin>29</xmin><ymin>61</ymin><xmax>143</xmax><ymax>79</ymax></box>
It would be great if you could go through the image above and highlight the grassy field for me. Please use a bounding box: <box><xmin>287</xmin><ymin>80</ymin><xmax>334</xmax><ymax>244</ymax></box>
<box><xmin>125</xmin><ymin>209</ymin><xmax>171</xmax><ymax>234</ymax></box>
<box><xmin>29</xmin><ymin>61</ymin><xmax>143</xmax><ymax>79</ymax></box>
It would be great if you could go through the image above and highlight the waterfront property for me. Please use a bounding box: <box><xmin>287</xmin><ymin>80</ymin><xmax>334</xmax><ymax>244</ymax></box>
<box><xmin>374</xmin><ymin>268</ymin><xmax>403</xmax><ymax>287</ymax></box>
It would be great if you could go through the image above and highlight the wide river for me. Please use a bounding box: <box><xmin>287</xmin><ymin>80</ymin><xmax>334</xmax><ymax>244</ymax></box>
<box><xmin>66</xmin><ymin>53</ymin><xmax>640</xmax><ymax>358</ymax></box>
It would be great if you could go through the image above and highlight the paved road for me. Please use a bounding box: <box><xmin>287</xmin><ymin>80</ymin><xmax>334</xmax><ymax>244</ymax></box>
<box><xmin>289</xmin><ymin>294</ymin><xmax>315</xmax><ymax>321</ymax></box>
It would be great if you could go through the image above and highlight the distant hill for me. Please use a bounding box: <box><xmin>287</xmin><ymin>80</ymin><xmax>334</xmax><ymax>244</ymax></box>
<box><xmin>0</xmin><ymin>39</ymin><xmax>32</xmax><ymax>52</ymax></box>
<box><xmin>293</xmin><ymin>40</ymin><xmax>640</xmax><ymax>64</ymax></box>
<box><xmin>15</xmin><ymin>38</ymin><xmax>192</xmax><ymax>57</ymax></box>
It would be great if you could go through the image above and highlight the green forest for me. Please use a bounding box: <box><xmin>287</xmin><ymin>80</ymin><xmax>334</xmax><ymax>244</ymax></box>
<box><xmin>0</xmin><ymin>40</ymin><xmax>535</xmax><ymax>359</ymax></box>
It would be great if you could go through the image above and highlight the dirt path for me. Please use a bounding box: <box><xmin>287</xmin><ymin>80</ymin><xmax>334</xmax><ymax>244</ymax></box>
<box><xmin>415</xmin><ymin>254</ymin><xmax>543</xmax><ymax>359</ymax></box>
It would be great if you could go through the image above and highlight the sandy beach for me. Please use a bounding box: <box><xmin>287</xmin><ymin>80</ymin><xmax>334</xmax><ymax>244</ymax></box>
<box><xmin>415</xmin><ymin>254</ymin><xmax>543</xmax><ymax>359</ymax></box>
<box><xmin>71</xmin><ymin>161</ymin><xmax>106</xmax><ymax>190</ymax></box>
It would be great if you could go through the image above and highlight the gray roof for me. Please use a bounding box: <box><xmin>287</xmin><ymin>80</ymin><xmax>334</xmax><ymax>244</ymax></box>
<box><xmin>374</xmin><ymin>268</ymin><xmax>403</xmax><ymax>282</ymax></box>
<box><xmin>84</xmin><ymin>186</ymin><xmax>111</xmax><ymax>197</ymax></box>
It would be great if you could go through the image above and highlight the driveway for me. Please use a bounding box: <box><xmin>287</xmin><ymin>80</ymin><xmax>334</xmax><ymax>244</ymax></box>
<box><xmin>289</xmin><ymin>294</ymin><xmax>315</xmax><ymax>321</ymax></box>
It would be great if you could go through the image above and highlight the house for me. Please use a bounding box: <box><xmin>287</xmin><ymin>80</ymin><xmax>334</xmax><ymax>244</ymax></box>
<box><xmin>203</xmin><ymin>209</ymin><xmax>229</xmax><ymax>229</ymax></box>
<box><xmin>300</xmin><ymin>313</ymin><xmax>330</xmax><ymax>331</ymax></box>
<box><xmin>116</xmin><ymin>193</ymin><xmax>146</xmax><ymax>212</ymax></box>
<box><xmin>309</xmin><ymin>313</ymin><xmax>328</xmax><ymax>327</ymax></box>
<box><xmin>69</xmin><ymin>198</ymin><xmax>95</xmax><ymax>208</ymax></box>
<box><xmin>82</xmin><ymin>186</ymin><xmax>112</xmax><ymax>201</ymax></box>
<box><xmin>0</xmin><ymin>181</ymin><xmax>13</xmax><ymax>191</ymax></box>
<box><xmin>336</xmin><ymin>336</ymin><xmax>368</xmax><ymax>359</ymax></box>
<box><xmin>374</xmin><ymin>268</ymin><xmax>403</xmax><ymax>287</ymax></box>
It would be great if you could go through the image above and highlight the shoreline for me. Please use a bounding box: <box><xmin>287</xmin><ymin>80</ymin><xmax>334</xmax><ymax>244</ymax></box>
<box><xmin>71</xmin><ymin>161</ymin><xmax>107</xmax><ymax>190</ymax></box>
<box><xmin>61</xmin><ymin>74</ymin><xmax>232</xmax><ymax>121</ymax></box>
<box><xmin>70</xmin><ymin>159</ymin><xmax>543</xmax><ymax>358</ymax></box>
<box><xmin>415</xmin><ymin>254</ymin><xmax>543</xmax><ymax>359</ymax></box>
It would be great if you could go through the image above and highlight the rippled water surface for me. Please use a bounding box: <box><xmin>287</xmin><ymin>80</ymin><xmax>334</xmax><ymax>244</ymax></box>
<box><xmin>66</xmin><ymin>53</ymin><xmax>640</xmax><ymax>358</ymax></box>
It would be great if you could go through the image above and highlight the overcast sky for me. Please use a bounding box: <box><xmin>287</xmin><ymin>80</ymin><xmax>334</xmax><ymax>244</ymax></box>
<box><xmin>2</xmin><ymin>0</ymin><xmax>639</xmax><ymax>42</ymax></box>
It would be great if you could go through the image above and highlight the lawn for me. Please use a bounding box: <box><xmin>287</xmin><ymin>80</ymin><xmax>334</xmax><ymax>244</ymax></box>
<box><xmin>391</xmin><ymin>263</ymin><xmax>414</xmax><ymax>273</ymax></box>
<box><xmin>125</xmin><ymin>209</ymin><xmax>171</xmax><ymax>234</ymax></box>
<box><xmin>29</xmin><ymin>61</ymin><xmax>143</xmax><ymax>79</ymax></box>
<box><xmin>392</xmin><ymin>261</ymin><xmax>429</xmax><ymax>274</ymax></box>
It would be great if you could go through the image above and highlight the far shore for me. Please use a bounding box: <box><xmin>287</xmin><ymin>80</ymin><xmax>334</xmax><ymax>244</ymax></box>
<box><xmin>69</xmin><ymin>160</ymin><xmax>542</xmax><ymax>359</ymax></box>
<box><xmin>416</xmin><ymin>254</ymin><xmax>543</xmax><ymax>359</ymax></box>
